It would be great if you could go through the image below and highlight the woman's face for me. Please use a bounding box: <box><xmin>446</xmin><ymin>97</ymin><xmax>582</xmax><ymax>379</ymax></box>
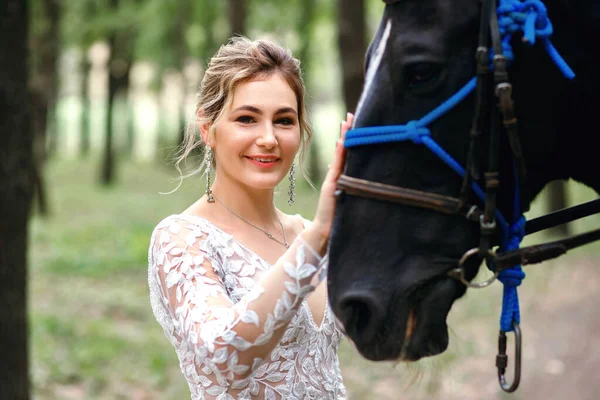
<box><xmin>210</xmin><ymin>73</ymin><xmax>301</xmax><ymax>191</ymax></box>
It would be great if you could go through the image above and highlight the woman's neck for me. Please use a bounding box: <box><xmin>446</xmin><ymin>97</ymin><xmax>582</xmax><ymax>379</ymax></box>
<box><xmin>208</xmin><ymin>175</ymin><xmax>280</xmax><ymax>227</ymax></box>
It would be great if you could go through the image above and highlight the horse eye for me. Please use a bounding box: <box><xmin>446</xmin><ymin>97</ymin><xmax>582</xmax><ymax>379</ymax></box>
<box><xmin>404</xmin><ymin>62</ymin><xmax>445</xmax><ymax>92</ymax></box>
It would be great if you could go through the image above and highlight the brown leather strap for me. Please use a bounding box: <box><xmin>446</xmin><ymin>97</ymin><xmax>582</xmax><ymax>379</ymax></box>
<box><xmin>337</xmin><ymin>174</ymin><xmax>482</xmax><ymax>222</ymax></box>
<box><xmin>496</xmin><ymin>227</ymin><xmax>600</xmax><ymax>270</ymax></box>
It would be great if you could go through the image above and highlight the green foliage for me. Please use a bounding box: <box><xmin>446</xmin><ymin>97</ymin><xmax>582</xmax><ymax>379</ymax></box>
<box><xmin>30</xmin><ymin>0</ymin><xmax>52</xmax><ymax>44</ymax></box>
<box><xmin>61</xmin><ymin>0</ymin><xmax>121</xmax><ymax>47</ymax></box>
<box><xmin>56</xmin><ymin>0</ymin><xmax>383</xmax><ymax>66</ymax></box>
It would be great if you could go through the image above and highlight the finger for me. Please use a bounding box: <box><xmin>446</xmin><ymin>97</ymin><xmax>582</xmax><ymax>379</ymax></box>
<box><xmin>340</xmin><ymin>112</ymin><xmax>354</xmax><ymax>141</ymax></box>
<box><xmin>340</xmin><ymin>120</ymin><xmax>350</xmax><ymax>135</ymax></box>
<box><xmin>329</xmin><ymin>139</ymin><xmax>346</xmax><ymax>177</ymax></box>
<box><xmin>346</xmin><ymin>112</ymin><xmax>354</xmax><ymax>125</ymax></box>
<box><xmin>329</xmin><ymin>116</ymin><xmax>353</xmax><ymax>183</ymax></box>
<box><xmin>324</xmin><ymin>142</ymin><xmax>342</xmax><ymax>181</ymax></box>
<box><xmin>340</xmin><ymin>123</ymin><xmax>350</xmax><ymax>143</ymax></box>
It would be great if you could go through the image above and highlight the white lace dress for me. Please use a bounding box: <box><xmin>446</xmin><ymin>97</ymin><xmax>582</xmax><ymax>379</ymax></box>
<box><xmin>148</xmin><ymin>214</ymin><xmax>347</xmax><ymax>399</ymax></box>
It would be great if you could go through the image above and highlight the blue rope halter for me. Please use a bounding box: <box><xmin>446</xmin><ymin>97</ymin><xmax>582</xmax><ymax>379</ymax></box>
<box><xmin>344</xmin><ymin>0</ymin><xmax>575</xmax><ymax>333</ymax></box>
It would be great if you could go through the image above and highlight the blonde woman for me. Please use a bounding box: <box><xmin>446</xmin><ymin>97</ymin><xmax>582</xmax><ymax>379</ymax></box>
<box><xmin>148</xmin><ymin>36</ymin><xmax>353</xmax><ymax>399</ymax></box>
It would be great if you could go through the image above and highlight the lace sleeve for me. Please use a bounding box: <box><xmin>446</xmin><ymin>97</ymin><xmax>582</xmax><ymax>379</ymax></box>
<box><xmin>150</xmin><ymin>217</ymin><xmax>327</xmax><ymax>387</ymax></box>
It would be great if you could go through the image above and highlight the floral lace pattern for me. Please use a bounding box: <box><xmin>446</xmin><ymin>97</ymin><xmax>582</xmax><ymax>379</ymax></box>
<box><xmin>148</xmin><ymin>214</ymin><xmax>346</xmax><ymax>399</ymax></box>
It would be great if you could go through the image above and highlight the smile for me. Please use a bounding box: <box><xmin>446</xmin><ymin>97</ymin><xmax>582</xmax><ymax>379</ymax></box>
<box><xmin>244</xmin><ymin>156</ymin><xmax>280</xmax><ymax>168</ymax></box>
<box><xmin>247</xmin><ymin>157</ymin><xmax>279</xmax><ymax>162</ymax></box>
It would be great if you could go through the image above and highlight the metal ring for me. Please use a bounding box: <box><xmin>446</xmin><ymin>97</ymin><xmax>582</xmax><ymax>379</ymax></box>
<box><xmin>447</xmin><ymin>248</ymin><xmax>498</xmax><ymax>289</ymax></box>
<box><xmin>479</xmin><ymin>214</ymin><xmax>496</xmax><ymax>230</ymax></box>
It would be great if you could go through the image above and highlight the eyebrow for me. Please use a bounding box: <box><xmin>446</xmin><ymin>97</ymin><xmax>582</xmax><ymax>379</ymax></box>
<box><xmin>232</xmin><ymin>105</ymin><xmax>297</xmax><ymax>115</ymax></box>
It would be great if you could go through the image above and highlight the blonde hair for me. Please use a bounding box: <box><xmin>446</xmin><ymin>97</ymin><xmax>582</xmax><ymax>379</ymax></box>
<box><xmin>175</xmin><ymin>36</ymin><xmax>313</xmax><ymax>185</ymax></box>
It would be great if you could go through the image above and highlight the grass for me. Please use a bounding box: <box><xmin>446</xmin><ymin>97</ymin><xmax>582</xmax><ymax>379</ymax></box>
<box><xmin>29</xmin><ymin>159</ymin><xmax>599</xmax><ymax>399</ymax></box>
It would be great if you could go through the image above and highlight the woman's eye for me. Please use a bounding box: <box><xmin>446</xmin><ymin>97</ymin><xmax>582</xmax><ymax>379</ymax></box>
<box><xmin>236</xmin><ymin>116</ymin><xmax>255</xmax><ymax>124</ymax></box>
<box><xmin>276</xmin><ymin>118</ymin><xmax>294</xmax><ymax>126</ymax></box>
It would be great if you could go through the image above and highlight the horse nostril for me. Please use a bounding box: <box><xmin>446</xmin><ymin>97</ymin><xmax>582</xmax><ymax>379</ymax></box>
<box><xmin>337</xmin><ymin>292</ymin><xmax>384</xmax><ymax>343</ymax></box>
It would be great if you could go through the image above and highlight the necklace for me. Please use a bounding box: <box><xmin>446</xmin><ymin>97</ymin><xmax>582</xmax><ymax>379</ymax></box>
<box><xmin>211</xmin><ymin>194</ymin><xmax>289</xmax><ymax>248</ymax></box>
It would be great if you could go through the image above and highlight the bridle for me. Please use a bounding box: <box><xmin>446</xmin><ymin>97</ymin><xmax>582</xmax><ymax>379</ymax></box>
<box><xmin>337</xmin><ymin>0</ymin><xmax>600</xmax><ymax>392</ymax></box>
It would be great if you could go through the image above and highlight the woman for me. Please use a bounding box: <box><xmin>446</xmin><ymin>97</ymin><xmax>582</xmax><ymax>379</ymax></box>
<box><xmin>148</xmin><ymin>36</ymin><xmax>353</xmax><ymax>399</ymax></box>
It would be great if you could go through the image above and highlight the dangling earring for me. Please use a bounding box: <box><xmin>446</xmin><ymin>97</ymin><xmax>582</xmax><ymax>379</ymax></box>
<box><xmin>288</xmin><ymin>163</ymin><xmax>296</xmax><ymax>206</ymax></box>
<box><xmin>206</xmin><ymin>147</ymin><xmax>215</xmax><ymax>203</ymax></box>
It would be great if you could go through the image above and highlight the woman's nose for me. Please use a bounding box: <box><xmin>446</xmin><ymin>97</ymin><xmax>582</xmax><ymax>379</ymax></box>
<box><xmin>256</xmin><ymin>124</ymin><xmax>278</xmax><ymax>148</ymax></box>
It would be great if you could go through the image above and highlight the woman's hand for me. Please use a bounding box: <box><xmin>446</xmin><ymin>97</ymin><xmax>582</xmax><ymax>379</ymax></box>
<box><xmin>310</xmin><ymin>112</ymin><xmax>354</xmax><ymax>244</ymax></box>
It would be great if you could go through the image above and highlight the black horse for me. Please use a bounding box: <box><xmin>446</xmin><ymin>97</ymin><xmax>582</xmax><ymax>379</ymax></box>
<box><xmin>327</xmin><ymin>0</ymin><xmax>600</xmax><ymax>366</ymax></box>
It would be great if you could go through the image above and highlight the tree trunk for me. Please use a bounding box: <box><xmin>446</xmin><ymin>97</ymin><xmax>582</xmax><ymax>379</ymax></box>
<box><xmin>228</xmin><ymin>0</ymin><xmax>247</xmax><ymax>37</ymax></box>
<box><xmin>546</xmin><ymin>180</ymin><xmax>570</xmax><ymax>236</ymax></box>
<box><xmin>112</xmin><ymin>57</ymin><xmax>131</xmax><ymax>159</ymax></box>
<box><xmin>80</xmin><ymin>0</ymin><xmax>96</xmax><ymax>157</ymax></box>
<box><xmin>173</xmin><ymin>0</ymin><xmax>190</xmax><ymax>148</ymax></box>
<box><xmin>0</xmin><ymin>0</ymin><xmax>33</xmax><ymax>398</ymax></box>
<box><xmin>101</xmin><ymin>33</ymin><xmax>118</xmax><ymax>185</ymax></box>
<box><xmin>297</xmin><ymin>0</ymin><xmax>324</xmax><ymax>183</ymax></box>
<box><xmin>100</xmin><ymin>0</ymin><xmax>133</xmax><ymax>184</ymax></box>
<box><xmin>29</xmin><ymin>0</ymin><xmax>59</xmax><ymax>216</ymax></box>
<box><xmin>30</xmin><ymin>88</ymin><xmax>49</xmax><ymax>216</ymax></box>
<box><xmin>39</xmin><ymin>0</ymin><xmax>60</xmax><ymax>159</ymax></box>
<box><xmin>336</xmin><ymin>0</ymin><xmax>367</xmax><ymax>113</ymax></box>
<box><xmin>100</xmin><ymin>40</ymin><xmax>132</xmax><ymax>184</ymax></box>
<box><xmin>81</xmin><ymin>57</ymin><xmax>91</xmax><ymax>157</ymax></box>
<box><xmin>198</xmin><ymin>0</ymin><xmax>220</xmax><ymax>62</ymax></box>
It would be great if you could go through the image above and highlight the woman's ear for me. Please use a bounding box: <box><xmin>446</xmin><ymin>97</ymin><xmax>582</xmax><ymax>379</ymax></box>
<box><xmin>199</xmin><ymin>122</ymin><xmax>211</xmax><ymax>146</ymax></box>
<box><xmin>197</xmin><ymin>110</ymin><xmax>212</xmax><ymax>147</ymax></box>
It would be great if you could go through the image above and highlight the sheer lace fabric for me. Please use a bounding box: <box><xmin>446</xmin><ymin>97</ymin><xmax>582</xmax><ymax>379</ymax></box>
<box><xmin>148</xmin><ymin>214</ymin><xmax>346</xmax><ymax>399</ymax></box>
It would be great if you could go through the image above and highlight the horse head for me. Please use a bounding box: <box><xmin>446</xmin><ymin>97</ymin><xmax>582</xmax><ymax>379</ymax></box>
<box><xmin>328</xmin><ymin>0</ymin><xmax>599</xmax><ymax>362</ymax></box>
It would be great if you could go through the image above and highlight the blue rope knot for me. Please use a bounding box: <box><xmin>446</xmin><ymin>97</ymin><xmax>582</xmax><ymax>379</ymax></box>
<box><xmin>498</xmin><ymin>215</ymin><xmax>526</xmax><ymax>331</ymax></box>
<box><xmin>496</xmin><ymin>0</ymin><xmax>575</xmax><ymax>79</ymax></box>
<box><xmin>522</xmin><ymin>1</ymin><xmax>552</xmax><ymax>44</ymax></box>
<box><xmin>498</xmin><ymin>0</ymin><xmax>552</xmax><ymax>59</ymax></box>
<box><xmin>498</xmin><ymin>216</ymin><xmax>526</xmax><ymax>287</ymax></box>
<box><xmin>498</xmin><ymin>267</ymin><xmax>526</xmax><ymax>287</ymax></box>
<box><xmin>498</xmin><ymin>265</ymin><xmax>525</xmax><ymax>332</ymax></box>
<box><xmin>405</xmin><ymin>121</ymin><xmax>429</xmax><ymax>144</ymax></box>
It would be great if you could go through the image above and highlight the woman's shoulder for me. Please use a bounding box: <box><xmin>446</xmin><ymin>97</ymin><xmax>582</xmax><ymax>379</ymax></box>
<box><xmin>155</xmin><ymin>212</ymin><xmax>209</xmax><ymax>227</ymax></box>
<box><xmin>151</xmin><ymin>213</ymin><xmax>232</xmax><ymax>247</ymax></box>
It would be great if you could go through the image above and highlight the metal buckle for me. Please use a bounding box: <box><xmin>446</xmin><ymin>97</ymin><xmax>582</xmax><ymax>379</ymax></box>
<box><xmin>447</xmin><ymin>247</ymin><xmax>498</xmax><ymax>289</ymax></box>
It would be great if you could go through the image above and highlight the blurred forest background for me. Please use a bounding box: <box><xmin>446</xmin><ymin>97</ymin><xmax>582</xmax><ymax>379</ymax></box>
<box><xmin>1</xmin><ymin>0</ymin><xmax>599</xmax><ymax>399</ymax></box>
